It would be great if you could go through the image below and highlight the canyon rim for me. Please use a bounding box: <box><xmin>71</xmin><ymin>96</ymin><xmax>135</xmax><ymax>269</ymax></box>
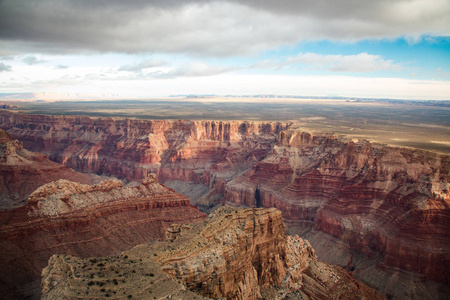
<box><xmin>0</xmin><ymin>109</ymin><xmax>448</xmax><ymax>299</ymax></box>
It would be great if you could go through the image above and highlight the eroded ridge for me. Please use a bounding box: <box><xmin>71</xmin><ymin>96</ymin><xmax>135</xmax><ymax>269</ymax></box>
<box><xmin>41</xmin><ymin>207</ymin><xmax>383</xmax><ymax>300</ymax></box>
<box><xmin>0</xmin><ymin>174</ymin><xmax>206</xmax><ymax>299</ymax></box>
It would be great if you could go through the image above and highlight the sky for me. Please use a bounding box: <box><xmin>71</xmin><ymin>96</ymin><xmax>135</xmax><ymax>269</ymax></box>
<box><xmin>0</xmin><ymin>0</ymin><xmax>449</xmax><ymax>100</ymax></box>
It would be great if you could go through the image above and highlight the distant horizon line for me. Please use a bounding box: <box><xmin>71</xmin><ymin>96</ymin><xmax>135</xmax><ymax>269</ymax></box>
<box><xmin>0</xmin><ymin>92</ymin><xmax>449</xmax><ymax>102</ymax></box>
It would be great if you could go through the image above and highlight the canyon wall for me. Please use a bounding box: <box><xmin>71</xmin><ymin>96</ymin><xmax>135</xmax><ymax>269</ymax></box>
<box><xmin>0</xmin><ymin>110</ymin><xmax>288</xmax><ymax>185</ymax></box>
<box><xmin>1</xmin><ymin>111</ymin><xmax>449</xmax><ymax>298</ymax></box>
<box><xmin>224</xmin><ymin>129</ymin><xmax>450</xmax><ymax>298</ymax></box>
<box><xmin>41</xmin><ymin>207</ymin><xmax>382</xmax><ymax>300</ymax></box>
<box><xmin>0</xmin><ymin>128</ymin><xmax>93</xmax><ymax>209</ymax></box>
<box><xmin>0</xmin><ymin>174</ymin><xmax>206</xmax><ymax>299</ymax></box>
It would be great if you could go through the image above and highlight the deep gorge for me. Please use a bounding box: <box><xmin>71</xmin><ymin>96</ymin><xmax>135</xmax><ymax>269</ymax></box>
<box><xmin>1</xmin><ymin>110</ymin><xmax>449</xmax><ymax>299</ymax></box>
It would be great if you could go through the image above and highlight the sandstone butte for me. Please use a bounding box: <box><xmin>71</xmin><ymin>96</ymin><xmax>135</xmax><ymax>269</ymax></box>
<box><xmin>1</xmin><ymin>110</ymin><xmax>449</xmax><ymax>299</ymax></box>
<box><xmin>0</xmin><ymin>173</ymin><xmax>206</xmax><ymax>299</ymax></box>
<box><xmin>41</xmin><ymin>206</ymin><xmax>383</xmax><ymax>300</ymax></box>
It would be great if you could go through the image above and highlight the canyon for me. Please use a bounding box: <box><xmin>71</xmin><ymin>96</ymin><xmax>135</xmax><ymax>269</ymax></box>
<box><xmin>41</xmin><ymin>207</ymin><xmax>382</xmax><ymax>300</ymax></box>
<box><xmin>1</xmin><ymin>110</ymin><xmax>449</xmax><ymax>299</ymax></box>
<box><xmin>0</xmin><ymin>172</ymin><xmax>206</xmax><ymax>299</ymax></box>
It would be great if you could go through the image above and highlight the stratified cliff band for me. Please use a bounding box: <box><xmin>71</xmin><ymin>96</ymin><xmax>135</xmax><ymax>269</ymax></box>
<box><xmin>1</xmin><ymin>110</ymin><xmax>449</xmax><ymax>299</ymax></box>
<box><xmin>41</xmin><ymin>207</ymin><xmax>383</xmax><ymax>300</ymax></box>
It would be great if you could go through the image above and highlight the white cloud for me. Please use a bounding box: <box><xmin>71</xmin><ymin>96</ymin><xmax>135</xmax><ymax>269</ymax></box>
<box><xmin>118</xmin><ymin>59</ymin><xmax>168</xmax><ymax>72</ymax></box>
<box><xmin>255</xmin><ymin>53</ymin><xmax>401</xmax><ymax>73</ymax></box>
<box><xmin>1</xmin><ymin>66</ymin><xmax>449</xmax><ymax>100</ymax></box>
<box><xmin>147</xmin><ymin>61</ymin><xmax>239</xmax><ymax>79</ymax></box>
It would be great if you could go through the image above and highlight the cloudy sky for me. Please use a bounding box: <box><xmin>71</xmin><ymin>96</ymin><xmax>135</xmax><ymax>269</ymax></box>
<box><xmin>0</xmin><ymin>0</ymin><xmax>449</xmax><ymax>99</ymax></box>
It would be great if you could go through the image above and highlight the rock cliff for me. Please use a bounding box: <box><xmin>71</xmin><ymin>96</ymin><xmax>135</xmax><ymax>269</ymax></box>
<box><xmin>0</xmin><ymin>110</ymin><xmax>288</xmax><ymax>184</ymax></box>
<box><xmin>0</xmin><ymin>128</ymin><xmax>93</xmax><ymax>209</ymax></box>
<box><xmin>1</xmin><ymin>111</ymin><xmax>449</xmax><ymax>298</ymax></box>
<box><xmin>0</xmin><ymin>174</ymin><xmax>206</xmax><ymax>299</ymax></box>
<box><xmin>41</xmin><ymin>207</ymin><xmax>383</xmax><ymax>300</ymax></box>
<box><xmin>224</xmin><ymin>129</ymin><xmax>450</xmax><ymax>299</ymax></box>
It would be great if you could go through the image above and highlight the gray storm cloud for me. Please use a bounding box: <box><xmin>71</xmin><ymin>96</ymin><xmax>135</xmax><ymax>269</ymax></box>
<box><xmin>0</xmin><ymin>0</ymin><xmax>449</xmax><ymax>56</ymax></box>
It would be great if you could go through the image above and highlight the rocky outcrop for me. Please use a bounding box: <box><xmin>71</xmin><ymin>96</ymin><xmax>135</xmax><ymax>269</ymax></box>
<box><xmin>224</xmin><ymin>129</ymin><xmax>450</xmax><ymax>299</ymax></box>
<box><xmin>0</xmin><ymin>110</ymin><xmax>289</xmax><ymax>185</ymax></box>
<box><xmin>0</xmin><ymin>174</ymin><xmax>206</xmax><ymax>299</ymax></box>
<box><xmin>41</xmin><ymin>207</ymin><xmax>383</xmax><ymax>300</ymax></box>
<box><xmin>2</xmin><ymin>111</ymin><xmax>449</xmax><ymax>298</ymax></box>
<box><xmin>0</xmin><ymin>128</ymin><xmax>93</xmax><ymax>209</ymax></box>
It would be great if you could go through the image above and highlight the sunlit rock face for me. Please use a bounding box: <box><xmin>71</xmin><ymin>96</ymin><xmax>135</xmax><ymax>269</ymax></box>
<box><xmin>0</xmin><ymin>111</ymin><xmax>289</xmax><ymax>184</ymax></box>
<box><xmin>41</xmin><ymin>207</ymin><xmax>383</xmax><ymax>300</ymax></box>
<box><xmin>0</xmin><ymin>174</ymin><xmax>206</xmax><ymax>299</ymax></box>
<box><xmin>224</xmin><ymin>129</ymin><xmax>450</xmax><ymax>299</ymax></box>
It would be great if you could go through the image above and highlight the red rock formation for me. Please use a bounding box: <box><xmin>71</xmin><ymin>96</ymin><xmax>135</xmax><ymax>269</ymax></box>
<box><xmin>224</xmin><ymin>129</ymin><xmax>450</xmax><ymax>298</ymax></box>
<box><xmin>0</xmin><ymin>111</ymin><xmax>288</xmax><ymax>184</ymax></box>
<box><xmin>0</xmin><ymin>174</ymin><xmax>206</xmax><ymax>299</ymax></box>
<box><xmin>0</xmin><ymin>128</ymin><xmax>93</xmax><ymax>210</ymax></box>
<box><xmin>1</xmin><ymin>111</ymin><xmax>449</xmax><ymax>298</ymax></box>
<box><xmin>40</xmin><ymin>207</ymin><xmax>383</xmax><ymax>300</ymax></box>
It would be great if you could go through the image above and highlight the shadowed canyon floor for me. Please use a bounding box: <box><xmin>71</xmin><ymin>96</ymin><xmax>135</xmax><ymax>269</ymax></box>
<box><xmin>0</xmin><ymin>109</ymin><xmax>449</xmax><ymax>299</ymax></box>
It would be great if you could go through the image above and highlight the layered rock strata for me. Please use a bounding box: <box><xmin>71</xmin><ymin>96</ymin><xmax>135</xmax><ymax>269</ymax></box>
<box><xmin>0</xmin><ymin>174</ymin><xmax>206</xmax><ymax>299</ymax></box>
<box><xmin>1</xmin><ymin>111</ymin><xmax>449</xmax><ymax>298</ymax></box>
<box><xmin>0</xmin><ymin>128</ymin><xmax>93</xmax><ymax>209</ymax></box>
<box><xmin>224</xmin><ymin>129</ymin><xmax>450</xmax><ymax>299</ymax></box>
<box><xmin>41</xmin><ymin>207</ymin><xmax>383</xmax><ymax>300</ymax></box>
<box><xmin>0</xmin><ymin>110</ymin><xmax>288</xmax><ymax>185</ymax></box>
